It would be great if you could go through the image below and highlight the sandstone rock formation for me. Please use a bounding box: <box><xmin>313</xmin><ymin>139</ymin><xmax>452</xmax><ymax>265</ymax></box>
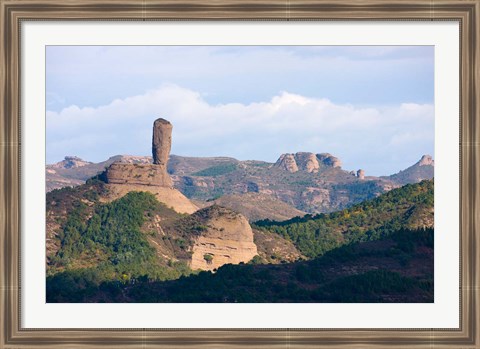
<box><xmin>418</xmin><ymin>154</ymin><xmax>434</xmax><ymax>166</ymax></box>
<box><xmin>105</xmin><ymin>124</ymin><xmax>173</xmax><ymax>188</ymax></box>
<box><xmin>104</xmin><ymin>118</ymin><xmax>197</xmax><ymax>214</ymax></box>
<box><xmin>295</xmin><ymin>152</ymin><xmax>320</xmax><ymax>173</ymax></box>
<box><xmin>190</xmin><ymin>205</ymin><xmax>258</xmax><ymax>271</ymax></box>
<box><xmin>274</xmin><ymin>152</ymin><xmax>342</xmax><ymax>173</ymax></box>
<box><xmin>152</xmin><ymin>118</ymin><xmax>173</xmax><ymax>166</ymax></box>
<box><xmin>274</xmin><ymin>153</ymin><xmax>299</xmax><ymax>173</ymax></box>
<box><xmin>105</xmin><ymin>162</ymin><xmax>173</xmax><ymax>187</ymax></box>
<box><xmin>357</xmin><ymin>169</ymin><xmax>365</xmax><ymax>180</ymax></box>
<box><xmin>385</xmin><ymin>154</ymin><xmax>434</xmax><ymax>186</ymax></box>
<box><xmin>316</xmin><ymin>153</ymin><xmax>342</xmax><ymax>168</ymax></box>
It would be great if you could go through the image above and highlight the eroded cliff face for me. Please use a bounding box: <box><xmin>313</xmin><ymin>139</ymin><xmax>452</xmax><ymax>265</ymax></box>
<box><xmin>189</xmin><ymin>206</ymin><xmax>258</xmax><ymax>271</ymax></box>
<box><xmin>105</xmin><ymin>162</ymin><xmax>173</xmax><ymax>187</ymax></box>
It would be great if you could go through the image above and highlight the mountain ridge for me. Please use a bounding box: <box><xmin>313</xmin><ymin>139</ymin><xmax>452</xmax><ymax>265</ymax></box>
<box><xmin>47</xmin><ymin>153</ymin><xmax>434</xmax><ymax>216</ymax></box>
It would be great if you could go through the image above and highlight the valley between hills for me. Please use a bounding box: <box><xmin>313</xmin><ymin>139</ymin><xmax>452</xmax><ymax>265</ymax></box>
<box><xmin>46</xmin><ymin>118</ymin><xmax>434</xmax><ymax>303</ymax></box>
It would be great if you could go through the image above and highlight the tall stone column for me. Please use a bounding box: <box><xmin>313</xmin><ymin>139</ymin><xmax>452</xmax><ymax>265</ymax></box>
<box><xmin>152</xmin><ymin>118</ymin><xmax>172</xmax><ymax>166</ymax></box>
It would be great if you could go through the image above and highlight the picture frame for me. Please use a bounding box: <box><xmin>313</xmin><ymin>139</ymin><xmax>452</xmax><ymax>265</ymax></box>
<box><xmin>1</xmin><ymin>0</ymin><xmax>478</xmax><ymax>348</ymax></box>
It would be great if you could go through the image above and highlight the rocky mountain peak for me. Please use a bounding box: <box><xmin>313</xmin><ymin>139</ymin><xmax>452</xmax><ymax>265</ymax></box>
<box><xmin>386</xmin><ymin>154</ymin><xmax>435</xmax><ymax>186</ymax></box>
<box><xmin>274</xmin><ymin>152</ymin><xmax>342</xmax><ymax>173</ymax></box>
<box><xmin>417</xmin><ymin>154</ymin><xmax>434</xmax><ymax>166</ymax></box>
<box><xmin>50</xmin><ymin>156</ymin><xmax>92</xmax><ymax>169</ymax></box>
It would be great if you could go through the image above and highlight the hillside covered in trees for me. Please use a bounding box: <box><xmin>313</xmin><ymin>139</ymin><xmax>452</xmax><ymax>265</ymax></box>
<box><xmin>254</xmin><ymin>180</ymin><xmax>433</xmax><ymax>258</ymax></box>
<box><xmin>46</xmin><ymin>179</ymin><xmax>434</xmax><ymax>303</ymax></box>
<box><xmin>47</xmin><ymin>227</ymin><xmax>433</xmax><ymax>302</ymax></box>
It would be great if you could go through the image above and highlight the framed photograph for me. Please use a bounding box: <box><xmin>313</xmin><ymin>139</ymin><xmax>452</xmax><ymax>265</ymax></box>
<box><xmin>1</xmin><ymin>0</ymin><xmax>478</xmax><ymax>348</ymax></box>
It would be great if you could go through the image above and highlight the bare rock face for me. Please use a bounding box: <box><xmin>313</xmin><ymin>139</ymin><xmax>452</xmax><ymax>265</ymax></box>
<box><xmin>105</xmin><ymin>163</ymin><xmax>173</xmax><ymax>187</ymax></box>
<box><xmin>190</xmin><ymin>205</ymin><xmax>258</xmax><ymax>271</ymax></box>
<box><xmin>357</xmin><ymin>169</ymin><xmax>365</xmax><ymax>180</ymax></box>
<box><xmin>295</xmin><ymin>152</ymin><xmax>320</xmax><ymax>173</ymax></box>
<box><xmin>273</xmin><ymin>154</ymin><xmax>299</xmax><ymax>173</ymax></box>
<box><xmin>274</xmin><ymin>152</ymin><xmax>342</xmax><ymax>173</ymax></box>
<box><xmin>152</xmin><ymin>118</ymin><xmax>172</xmax><ymax>166</ymax></box>
<box><xmin>316</xmin><ymin>153</ymin><xmax>342</xmax><ymax>168</ymax></box>
<box><xmin>417</xmin><ymin>154</ymin><xmax>434</xmax><ymax>166</ymax></box>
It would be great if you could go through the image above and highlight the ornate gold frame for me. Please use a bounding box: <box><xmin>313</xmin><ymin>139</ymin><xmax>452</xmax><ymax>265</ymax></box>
<box><xmin>1</xmin><ymin>0</ymin><xmax>478</xmax><ymax>348</ymax></box>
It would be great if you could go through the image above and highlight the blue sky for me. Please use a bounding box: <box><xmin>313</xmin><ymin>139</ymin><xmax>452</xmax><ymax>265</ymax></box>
<box><xmin>46</xmin><ymin>46</ymin><xmax>434</xmax><ymax>176</ymax></box>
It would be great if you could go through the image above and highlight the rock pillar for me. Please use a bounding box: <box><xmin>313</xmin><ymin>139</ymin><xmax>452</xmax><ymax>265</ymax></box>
<box><xmin>152</xmin><ymin>118</ymin><xmax>173</xmax><ymax>166</ymax></box>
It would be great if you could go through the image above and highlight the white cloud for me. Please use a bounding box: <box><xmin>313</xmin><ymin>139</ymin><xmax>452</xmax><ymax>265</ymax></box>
<box><xmin>46</xmin><ymin>84</ymin><xmax>434</xmax><ymax>176</ymax></box>
<box><xmin>46</xmin><ymin>46</ymin><xmax>434</xmax><ymax>114</ymax></box>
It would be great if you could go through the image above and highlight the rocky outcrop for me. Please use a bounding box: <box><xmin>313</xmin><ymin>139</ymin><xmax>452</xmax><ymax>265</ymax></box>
<box><xmin>295</xmin><ymin>152</ymin><xmax>320</xmax><ymax>173</ymax></box>
<box><xmin>50</xmin><ymin>156</ymin><xmax>92</xmax><ymax>169</ymax></box>
<box><xmin>386</xmin><ymin>155</ymin><xmax>434</xmax><ymax>186</ymax></box>
<box><xmin>105</xmin><ymin>118</ymin><xmax>174</xmax><ymax>187</ymax></box>
<box><xmin>357</xmin><ymin>169</ymin><xmax>365</xmax><ymax>180</ymax></box>
<box><xmin>104</xmin><ymin>118</ymin><xmax>197</xmax><ymax>213</ymax></box>
<box><xmin>316</xmin><ymin>153</ymin><xmax>342</xmax><ymax>168</ymax></box>
<box><xmin>273</xmin><ymin>154</ymin><xmax>299</xmax><ymax>173</ymax></box>
<box><xmin>274</xmin><ymin>152</ymin><xmax>342</xmax><ymax>173</ymax></box>
<box><xmin>152</xmin><ymin>118</ymin><xmax>172</xmax><ymax>166</ymax></box>
<box><xmin>105</xmin><ymin>162</ymin><xmax>173</xmax><ymax>187</ymax></box>
<box><xmin>190</xmin><ymin>205</ymin><xmax>258</xmax><ymax>271</ymax></box>
<box><xmin>417</xmin><ymin>154</ymin><xmax>434</xmax><ymax>166</ymax></box>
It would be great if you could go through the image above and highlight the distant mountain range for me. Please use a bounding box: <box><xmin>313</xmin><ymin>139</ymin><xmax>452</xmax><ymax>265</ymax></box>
<box><xmin>46</xmin><ymin>152</ymin><xmax>434</xmax><ymax>217</ymax></box>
